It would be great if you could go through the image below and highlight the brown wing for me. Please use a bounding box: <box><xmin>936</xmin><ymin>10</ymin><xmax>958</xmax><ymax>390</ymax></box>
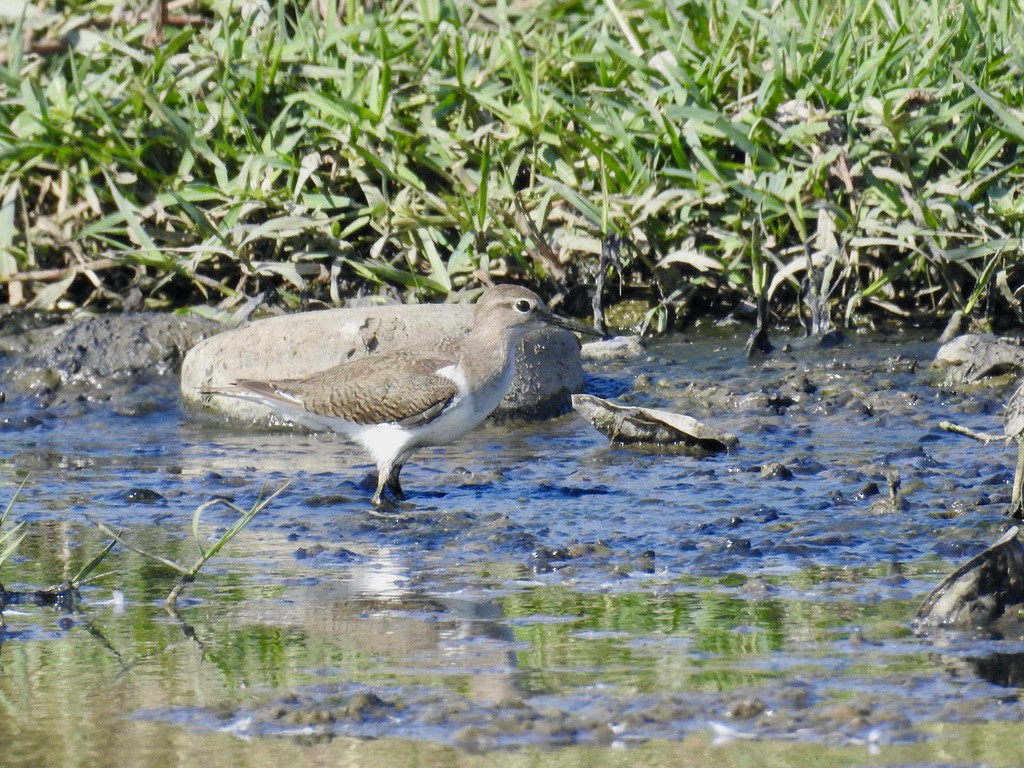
<box><xmin>238</xmin><ymin>354</ymin><xmax>459</xmax><ymax>427</ymax></box>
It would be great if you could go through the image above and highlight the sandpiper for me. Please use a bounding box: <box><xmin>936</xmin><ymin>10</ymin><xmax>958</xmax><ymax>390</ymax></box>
<box><xmin>1005</xmin><ymin>381</ymin><xmax>1024</xmax><ymax>518</ymax></box>
<box><xmin>205</xmin><ymin>285</ymin><xmax>596</xmax><ymax>507</ymax></box>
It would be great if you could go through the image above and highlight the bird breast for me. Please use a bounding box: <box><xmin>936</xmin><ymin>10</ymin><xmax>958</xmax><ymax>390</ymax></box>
<box><xmin>422</xmin><ymin>355</ymin><xmax>516</xmax><ymax>445</ymax></box>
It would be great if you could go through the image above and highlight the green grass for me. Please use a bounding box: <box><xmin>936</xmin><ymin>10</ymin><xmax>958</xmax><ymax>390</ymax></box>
<box><xmin>0</xmin><ymin>479</ymin><xmax>28</xmax><ymax>574</ymax></box>
<box><xmin>1</xmin><ymin>0</ymin><xmax>1022</xmax><ymax>329</ymax></box>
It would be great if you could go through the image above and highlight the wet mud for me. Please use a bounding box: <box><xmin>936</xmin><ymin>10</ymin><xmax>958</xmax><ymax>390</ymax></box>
<box><xmin>3</xmin><ymin>326</ymin><xmax>1024</xmax><ymax>765</ymax></box>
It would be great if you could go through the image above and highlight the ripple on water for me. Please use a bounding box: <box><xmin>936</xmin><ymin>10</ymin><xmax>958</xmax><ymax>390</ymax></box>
<box><xmin>3</xmin><ymin>328</ymin><xmax>1024</xmax><ymax>764</ymax></box>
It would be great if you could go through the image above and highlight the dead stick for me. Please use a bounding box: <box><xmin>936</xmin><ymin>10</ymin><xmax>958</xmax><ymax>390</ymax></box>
<box><xmin>938</xmin><ymin>420</ymin><xmax>1004</xmax><ymax>444</ymax></box>
<box><xmin>0</xmin><ymin>259</ymin><xmax>118</xmax><ymax>284</ymax></box>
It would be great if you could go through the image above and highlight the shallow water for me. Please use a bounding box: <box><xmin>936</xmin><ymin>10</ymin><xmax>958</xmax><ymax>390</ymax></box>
<box><xmin>2</xmin><ymin>327</ymin><xmax>1023</xmax><ymax>766</ymax></box>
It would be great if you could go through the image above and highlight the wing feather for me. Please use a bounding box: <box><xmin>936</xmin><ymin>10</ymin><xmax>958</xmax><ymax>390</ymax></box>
<box><xmin>236</xmin><ymin>354</ymin><xmax>460</xmax><ymax>427</ymax></box>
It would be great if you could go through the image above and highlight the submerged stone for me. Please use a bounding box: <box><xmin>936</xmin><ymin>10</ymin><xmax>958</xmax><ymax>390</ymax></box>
<box><xmin>121</xmin><ymin>487</ymin><xmax>166</xmax><ymax>504</ymax></box>
<box><xmin>759</xmin><ymin>462</ymin><xmax>794</xmax><ymax>480</ymax></box>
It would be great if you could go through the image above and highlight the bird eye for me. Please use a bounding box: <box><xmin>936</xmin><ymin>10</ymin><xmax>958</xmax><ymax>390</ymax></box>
<box><xmin>514</xmin><ymin>298</ymin><xmax>533</xmax><ymax>313</ymax></box>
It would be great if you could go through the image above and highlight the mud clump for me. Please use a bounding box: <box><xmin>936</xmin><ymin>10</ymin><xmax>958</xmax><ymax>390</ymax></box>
<box><xmin>0</xmin><ymin>312</ymin><xmax>220</xmax><ymax>407</ymax></box>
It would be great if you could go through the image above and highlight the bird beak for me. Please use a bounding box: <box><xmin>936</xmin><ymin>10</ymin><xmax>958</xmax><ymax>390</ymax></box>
<box><xmin>549</xmin><ymin>312</ymin><xmax>604</xmax><ymax>338</ymax></box>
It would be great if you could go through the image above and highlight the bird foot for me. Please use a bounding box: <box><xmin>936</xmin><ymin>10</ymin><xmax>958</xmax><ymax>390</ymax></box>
<box><xmin>369</xmin><ymin>467</ymin><xmax>407</xmax><ymax>509</ymax></box>
<box><xmin>1008</xmin><ymin>498</ymin><xmax>1024</xmax><ymax>521</ymax></box>
<box><xmin>371</xmin><ymin>492</ymin><xmax>401</xmax><ymax>512</ymax></box>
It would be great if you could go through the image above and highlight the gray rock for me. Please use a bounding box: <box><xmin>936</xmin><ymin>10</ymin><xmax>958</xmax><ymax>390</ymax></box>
<box><xmin>932</xmin><ymin>333</ymin><xmax>1024</xmax><ymax>383</ymax></box>
<box><xmin>580</xmin><ymin>335</ymin><xmax>644</xmax><ymax>361</ymax></box>
<box><xmin>182</xmin><ymin>303</ymin><xmax>586</xmax><ymax>423</ymax></box>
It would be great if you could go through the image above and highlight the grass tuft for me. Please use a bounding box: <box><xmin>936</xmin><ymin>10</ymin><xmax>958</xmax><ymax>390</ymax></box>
<box><xmin>88</xmin><ymin>482</ymin><xmax>289</xmax><ymax>605</ymax></box>
<box><xmin>1</xmin><ymin>0</ymin><xmax>1022</xmax><ymax>328</ymax></box>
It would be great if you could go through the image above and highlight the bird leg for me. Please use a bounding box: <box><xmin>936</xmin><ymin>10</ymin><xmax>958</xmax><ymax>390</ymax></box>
<box><xmin>371</xmin><ymin>461</ymin><xmax>407</xmax><ymax>508</ymax></box>
<box><xmin>385</xmin><ymin>466</ymin><xmax>406</xmax><ymax>501</ymax></box>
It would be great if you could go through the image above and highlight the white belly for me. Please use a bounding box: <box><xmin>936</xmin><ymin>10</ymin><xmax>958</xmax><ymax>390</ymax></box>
<box><xmin>225</xmin><ymin>357</ymin><xmax>516</xmax><ymax>470</ymax></box>
<box><xmin>345</xmin><ymin>369</ymin><xmax>511</xmax><ymax>470</ymax></box>
<box><xmin>414</xmin><ymin>359</ymin><xmax>515</xmax><ymax>447</ymax></box>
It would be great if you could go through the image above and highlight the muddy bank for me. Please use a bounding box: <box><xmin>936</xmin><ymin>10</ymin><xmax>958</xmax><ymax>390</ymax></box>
<box><xmin>5</xmin><ymin>324</ymin><xmax>1024</xmax><ymax>766</ymax></box>
<box><xmin>178</xmin><ymin>664</ymin><xmax>1024</xmax><ymax>752</ymax></box>
<box><xmin>0</xmin><ymin>311</ymin><xmax>220</xmax><ymax>408</ymax></box>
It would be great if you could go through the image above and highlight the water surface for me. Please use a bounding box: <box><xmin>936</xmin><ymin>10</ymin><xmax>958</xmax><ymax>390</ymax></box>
<box><xmin>2</xmin><ymin>327</ymin><xmax>1022</xmax><ymax>766</ymax></box>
